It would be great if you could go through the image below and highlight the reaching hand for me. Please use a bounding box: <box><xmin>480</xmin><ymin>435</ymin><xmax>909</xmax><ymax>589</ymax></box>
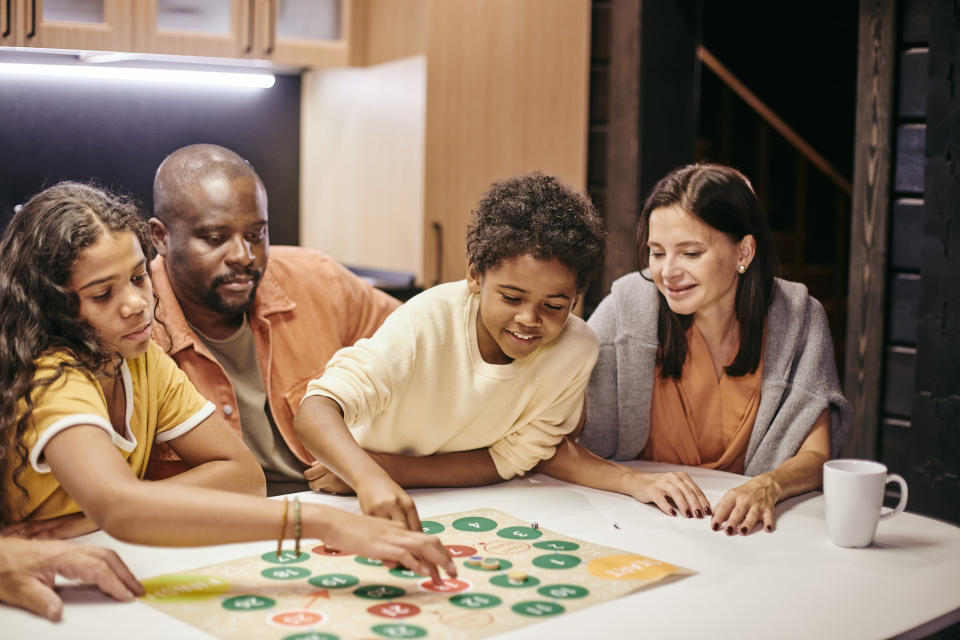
<box><xmin>303</xmin><ymin>462</ymin><xmax>354</xmax><ymax>495</ymax></box>
<box><xmin>627</xmin><ymin>470</ymin><xmax>712</xmax><ymax>519</ymax></box>
<box><xmin>0</xmin><ymin>537</ymin><xmax>143</xmax><ymax>621</ymax></box>
<box><xmin>355</xmin><ymin>472</ymin><xmax>423</xmax><ymax>533</ymax></box>
<box><xmin>319</xmin><ymin>511</ymin><xmax>457</xmax><ymax>585</ymax></box>
<box><xmin>710</xmin><ymin>475</ymin><xmax>782</xmax><ymax>535</ymax></box>
<box><xmin>2</xmin><ymin>513</ymin><xmax>100</xmax><ymax>540</ymax></box>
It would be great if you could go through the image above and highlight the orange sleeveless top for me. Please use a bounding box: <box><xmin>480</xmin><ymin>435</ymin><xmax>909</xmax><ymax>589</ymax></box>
<box><xmin>642</xmin><ymin>326</ymin><xmax>762</xmax><ymax>474</ymax></box>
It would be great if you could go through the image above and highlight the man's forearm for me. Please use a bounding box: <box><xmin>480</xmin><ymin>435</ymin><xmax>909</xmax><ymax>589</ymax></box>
<box><xmin>372</xmin><ymin>450</ymin><xmax>503</xmax><ymax>488</ymax></box>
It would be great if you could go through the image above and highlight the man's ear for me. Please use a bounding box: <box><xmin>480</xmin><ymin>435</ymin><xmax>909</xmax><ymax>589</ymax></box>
<box><xmin>148</xmin><ymin>218</ymin><xmax>169</xmax><ymax>257</ymax></box>
<box><xmin>466</xmin><ymin>262</ymin><xmax>482</xmax><ymax>294</ymax></box>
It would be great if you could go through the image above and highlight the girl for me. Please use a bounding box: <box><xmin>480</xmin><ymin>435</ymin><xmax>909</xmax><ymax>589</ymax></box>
<box><xmin>0</xmin><ymin>183</ymin><xmax>453</xmax><ymax>580</ymax></box>
<box><xmin>579</xmin><ymin>163</ymin><xmax>852</xmax><ymax>535</ymax></box>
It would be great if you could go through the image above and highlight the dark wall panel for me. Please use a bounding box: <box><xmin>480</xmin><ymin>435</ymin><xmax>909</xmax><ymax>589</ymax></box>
<box><xmin>0</xmin><ymin>74</ymin><xmax>301</xmax><ymax>246</ymax></box>
<box><xmin>898</xmin><ymin>48</ymin><xmax>928</xmax><ymax>118</ymax></box>
<box><xmin>890</xmin><ymin>198</ymin><xmax>925</xmax><ymax>269</ymax></box>
<box><xmin>894</xmin><ymin>124</ymin><xmax>926</xmax><ymax>193</ymax></box>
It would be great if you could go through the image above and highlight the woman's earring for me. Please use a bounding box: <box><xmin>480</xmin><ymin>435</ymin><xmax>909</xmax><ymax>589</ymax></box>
<box><xmin>737</xmin><ymin>264</ymin><xmax>746</xmax><ymax>275</ymax></box>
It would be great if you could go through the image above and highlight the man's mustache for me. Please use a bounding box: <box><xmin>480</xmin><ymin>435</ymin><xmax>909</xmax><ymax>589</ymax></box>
<box><xmin>210</xmin><ymin>268</ymin><xmax>263</xmax><ymax>288</ymax></box>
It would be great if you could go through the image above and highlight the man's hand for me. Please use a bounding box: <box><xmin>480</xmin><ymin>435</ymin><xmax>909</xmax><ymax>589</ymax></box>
<box><xmin>0</xmin><ymin>537</ymin><xmax>143</xmax><ymax>621</ymax></box>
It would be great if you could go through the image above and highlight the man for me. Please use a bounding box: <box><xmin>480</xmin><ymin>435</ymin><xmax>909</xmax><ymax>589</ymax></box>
<box><xmin>148</xmin><ymin>144</ymin><xmax>399</xmax><ymax>495</ymax></box>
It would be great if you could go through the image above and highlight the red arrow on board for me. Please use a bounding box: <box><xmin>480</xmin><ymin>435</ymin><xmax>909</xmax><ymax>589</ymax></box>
<box><xmin>304</xmin><ymin>590</ymin><xmax>330</xmax><ymax>608</ymax></box>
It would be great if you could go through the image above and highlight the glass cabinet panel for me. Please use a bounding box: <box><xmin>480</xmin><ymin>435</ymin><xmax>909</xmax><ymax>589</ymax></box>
<box><xmin>42</xmin><ymin>0</ymin><xmax>105</xmax><ymax>24</ymax></box>
<box><xmin>276</xmin><ymin>0</ymin><xmax>340</xmax><ymax>42</ymax></box>
<box><xmin>156</xmin><ymin>0</ymin><xmax>232</xmax><ymax>35</ymax></box>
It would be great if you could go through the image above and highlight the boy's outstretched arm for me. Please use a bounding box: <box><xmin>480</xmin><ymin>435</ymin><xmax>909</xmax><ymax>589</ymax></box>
<box><xmin>306</xmin><ymin>449</ymin><xmax>503</xmax><ymax>492</ymax></box>
<box><xmin>295</xmin><ymin>395</ymin><xmax>423</xmax><ymax>532</ymax></box>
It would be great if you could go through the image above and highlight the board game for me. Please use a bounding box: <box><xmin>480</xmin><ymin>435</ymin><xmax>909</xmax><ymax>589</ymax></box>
<box><xmin>141</xmin><ymin>508</ymin><xmax>693</xmax><ymax>639</ymax></box>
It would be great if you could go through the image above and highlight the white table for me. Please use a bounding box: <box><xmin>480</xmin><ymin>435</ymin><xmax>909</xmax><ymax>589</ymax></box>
<box><xmin>4</xmin><ymin>462</ymin><xmax>960</xmax><ymax>639</ymax></box>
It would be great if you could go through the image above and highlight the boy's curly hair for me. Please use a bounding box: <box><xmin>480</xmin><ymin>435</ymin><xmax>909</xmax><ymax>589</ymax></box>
<box><xmin>465</xmin><ymin>173</ymin><xmax>606</xmax><ymax>291</ymax></box>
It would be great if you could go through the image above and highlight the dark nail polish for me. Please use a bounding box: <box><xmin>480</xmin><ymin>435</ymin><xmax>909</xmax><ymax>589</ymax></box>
<box><xmin>705</xmin><ymin>508</ymin><xmax>712</xmax><ymax>516</ymax></box>
<box><xmin>712</xmin><ymin>522</ymin><xmax>720</xmax><ymax>531</ymax></box>
<box><xmin>725</xmin><ymin>526</ymin><xmax>734</xmax><ymax>536</ymax></box>
<box><xmin>765</xmin><ymin>525</ymin><xmax>773</xmax><ymax>532</ymax></box>
<box><xmin>695</xmin><ymin>510</ymin><xmax>702</xmax><ymax>518</ymax></box>
<box><xmin>685</xmin><ymin>510</ymin><xmax>692</xmax><ymax>518</ymax></box>
<box><xmin>669</xmin><ymin>509</ymin><xmax>677</xmax><ymax>517</ymax></box>
<box><xmin>740</xmin><ymin>526</ymin><xmax>748</xmax><ymax>535</ymax></box>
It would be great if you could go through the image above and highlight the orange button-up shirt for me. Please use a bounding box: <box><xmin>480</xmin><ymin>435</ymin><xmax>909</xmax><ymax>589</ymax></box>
<box><xmin>147</xmin><ymin>246</ymin><xmax>400</xmax><ymax>477</ymax></box>
<box><xmin>643</xmin><ymin>326</ymin><xmax>762</xmax><ymax>474</ymax></box>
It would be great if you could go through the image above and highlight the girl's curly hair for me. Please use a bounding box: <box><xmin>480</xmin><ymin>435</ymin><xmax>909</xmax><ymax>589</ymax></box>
<box><xmin>466</xmin><ymin>173</ymin><xmax>606</xmax><ymax>291</ymax></box>
<box><xmin>0</xmin><ymin>182</ymin><xmax>152</xmax><ymax>524</ymax></box>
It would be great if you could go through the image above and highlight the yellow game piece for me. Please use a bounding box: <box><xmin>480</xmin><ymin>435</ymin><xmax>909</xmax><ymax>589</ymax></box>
<box><xmin>465</xmin><ymin>556</ymin><xmax>483</xmax><ymax>567</ymax></box>
<box><xmin>507</xmin><ymin>570</ymin><xmax>527</xmax><ymax>585</ymax></box>
<box><xmin>481</xmin><ymin>558</ymin><xmax>500</xmax><ymax>570</ymax></box>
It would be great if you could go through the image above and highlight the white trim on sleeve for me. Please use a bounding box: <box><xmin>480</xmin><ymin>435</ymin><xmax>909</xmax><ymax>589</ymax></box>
<box><xmin>29</xmin><ymin>414</ymin><xmax>114</xmax><ymax>474</ymax></box>
<box><xmin>155</xmin><ymin>401</ymin><xmax>216</xmax><ymax>443</ymax></box>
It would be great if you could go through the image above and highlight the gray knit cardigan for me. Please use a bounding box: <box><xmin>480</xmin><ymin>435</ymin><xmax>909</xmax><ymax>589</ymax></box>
<box><xmin>580</xmin><ymin>272</ymin><xmax>852</xmax><ymax>476</ymax></box>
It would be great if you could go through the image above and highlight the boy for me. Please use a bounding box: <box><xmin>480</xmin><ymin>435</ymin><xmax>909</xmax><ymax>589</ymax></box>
<box><xmin>294</xmin><ymin>173</ymin><xmax>606</xmax><ymax>529</ymax></box>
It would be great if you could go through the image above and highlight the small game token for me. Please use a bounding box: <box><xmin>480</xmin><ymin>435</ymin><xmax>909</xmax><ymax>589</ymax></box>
<box><xmin>481</xmin><ymin>558</ymin><xmax>500</xmax><ymax>570</ymax></box>
<box><xmin>507</xmin><ymin>570</ymin><xmax>527</xmax><ymax>585</ymax></box>
<box><xmin>465</xmin><ymin>556</ymin><xmax>483</xmax><ymax>567</ymax></box>
<box><xmin>531</xmin><ymin>521</ymin><xmax>540</xmax><ymax>530</ymax></box>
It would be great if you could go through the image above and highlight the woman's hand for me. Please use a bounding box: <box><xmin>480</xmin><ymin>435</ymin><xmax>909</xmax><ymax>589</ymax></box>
<box><xmin>710</xmin><ymin>475</ymin><xmax>782</xmax><ymax>535</ymax></box>
<box><xmin>303</xmin><ymin>461</ymin><xmax>354</xmax><ymax>495</ymax></box>
<box><xmin>0</xmin><ymin>537</ymin><xmax>143</xmax><ymax>621</ymax></box>
<box><xmin>626</xmin><ymin>470</ymin><xmax>712</xmax><ymax>518</ymax></box>
<box><xmin>317</xmin><ymin>510</ymin><xmax>456</xmax><ymax>585</ymax></box>
<box><xmin>2</xmin><ymin>513</ymin><xmax>100</xmax><ymax>540</ymax></box>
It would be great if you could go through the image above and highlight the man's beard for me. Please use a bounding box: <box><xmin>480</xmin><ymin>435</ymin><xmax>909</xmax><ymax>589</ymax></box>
<box><xmin>202</xmin><ymin>268</ymin><xmax>263</xmax><ymax>317</ymax></box>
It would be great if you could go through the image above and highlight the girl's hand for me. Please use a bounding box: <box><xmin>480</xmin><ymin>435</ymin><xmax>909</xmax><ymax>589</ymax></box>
<box><xmin>2</xmin><ymin>513</ymin><xmax>100</xmax><ymax>540</ymax></box>
<box><xmin>303</xmin><ymin>462</ymin><xmax>354</xmax><ymax>495</ymax></box>
<box><xmin>710</xmin><ymin>475</ymin><xmax>782</xmax><ymax>535</ymax></box>
<box><xmin>626</xmin><ymin>470</ymin><xmax>712</xmax><ymax>518</ymax></box>
<box><xmin>318</xmin><ymin>511</ymin><xmax>456</xmax><ymax>585</ymax></box>
<box><xmin>0</xmin><ymin>537</ymin><xmax>143</xmax><ymax>621</ymax></box>
<box><xmin>355</xmin><ymin>473</ymin><xmax>423</xmax><ymax>533</ymax></box>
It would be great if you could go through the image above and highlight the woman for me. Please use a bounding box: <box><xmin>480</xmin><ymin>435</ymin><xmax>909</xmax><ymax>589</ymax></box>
<box><xmin>580</xmin><ymin>163</ymin><xmax>851</xmax><ymax>535</ymax></box>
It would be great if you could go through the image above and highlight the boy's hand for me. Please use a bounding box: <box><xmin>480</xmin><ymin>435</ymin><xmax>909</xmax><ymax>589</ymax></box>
<box><xmin>318</xmin><ymin>511</ymin><xmax>456</xmax><ymax>585</ymax></box>
<box><xmin>304</xmin><ymin>462</ymin><xmax>354</xmax><ymax>495</ymax></box>
<box><xmin>355</xmin><ymin>474</ymin><xmax>422</xmax><ymax>532</ymax></box>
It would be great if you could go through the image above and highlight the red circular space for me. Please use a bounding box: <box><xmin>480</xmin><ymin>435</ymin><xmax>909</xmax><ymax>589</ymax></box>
<box><xmin>367</xmin><ymin>602</ymin><xmax>422</xmax><ymax>619</ymax></box>
<box><xmin>444</xmin><ymin>545</ymin><xmax>478</xmax><ymax>558</ymax></box>
<box><xmin>312</xmin><ymin>544</ymin><xmax>347</xmax><ymax>556</ymax></box>
<box><xmin>419</xmin><ymin>578</ymin><xmax>471</xmax><ymax>593</ymax></box>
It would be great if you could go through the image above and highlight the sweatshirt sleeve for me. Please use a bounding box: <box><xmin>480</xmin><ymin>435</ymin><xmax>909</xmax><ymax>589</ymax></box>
<box><xmin>488</xmin><ymin>334</ymin><xmax>599</xmax><ymax>479</ymax></box>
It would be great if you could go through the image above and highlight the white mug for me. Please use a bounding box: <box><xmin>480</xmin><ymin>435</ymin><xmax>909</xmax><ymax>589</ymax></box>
<box><xmin>823</xmin><ymin>459</ymin><xmax>908</xmax><ymax>547</ymax></box>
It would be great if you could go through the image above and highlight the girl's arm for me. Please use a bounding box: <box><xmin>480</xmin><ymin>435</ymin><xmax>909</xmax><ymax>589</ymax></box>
<box><xmin>294</xmin><ymin>395</ymin><xmax>423</xmax><ymax>532</ymax></box>
<box><xmin>710</xmin><ymin>409</ymin><xmax>831</xmax><ymax>534</ymax></box>
<box><xmin>41</xmin><ymin>425</ymin><xmax>456</xmax><ymax>581</ymax></box>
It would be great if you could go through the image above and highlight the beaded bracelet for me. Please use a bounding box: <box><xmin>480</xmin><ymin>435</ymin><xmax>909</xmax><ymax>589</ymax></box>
<box><xmin>294</xmin><ymin>496</ymin><xmax>302</xmax><ymax>555</ymax></box>
<box><xmin>277</xmin><ymin>497</ymin><xmax>289</xmax><ymax>557</ymax></box>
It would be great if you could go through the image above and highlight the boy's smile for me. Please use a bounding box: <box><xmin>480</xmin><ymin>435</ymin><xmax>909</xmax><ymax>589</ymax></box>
<box><xmin>467</xmin><ymin>254</ymin><xmax>579</xmax><ymax>365</ymax></box>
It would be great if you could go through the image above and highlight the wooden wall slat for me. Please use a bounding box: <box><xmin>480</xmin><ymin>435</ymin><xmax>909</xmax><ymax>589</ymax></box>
<box><xmin>843</xmin><ymin>0</ymin><xmax>898</xmax><ymax>458</ymax></box>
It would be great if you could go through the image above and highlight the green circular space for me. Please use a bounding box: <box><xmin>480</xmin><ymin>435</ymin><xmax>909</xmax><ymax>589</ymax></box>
<box><xmin>354</xmin><ymin>584</ymin><xmax>406</xmax><ymax>600</ymax></box>
<box><xmin>496</xmin><ymin>526</ymin><xmax>543</xmax><ymax>540</ymax></box>
<box><xmin>355</xmin><ymin>556</ymin><xmax>385</xmax><ymax>567</ymax></box>
<box><xmin>261</xmin><ymin>566</ymin><xmax>311</xmax><ymax>581</ymax></box>
<box><xmin>511</xmin><ymin>600</ymin><xmax>565</xmax><ymax>617</ymax></box>
<box><xmin>449</xmin><ymin>593</ymin><xmax>503</xmax><ymax>609</ymax></box>
<box><xmin>420</xmin><ymin>520</ymin><xmax>445</xmax><ymax>534</ymax></box>
<box><xmin>308</xmin><ymin>573</ymin><xmax>359</xmax><ymax>589</ymax></box>
<box><xmin>261</xmin><ymin>550</ymin><xmax>310</xmax><ymax>564</ymax></box>
<box><xmin>490</xmin><ymin>574</ymin><xmax>540</xmax><ymax>589</ymax></box>
<box><xmin>371</xmin><ymin>623</ymin><xmax>427</xmax><ymax>638</ymax></box>
<box><xmin>283</xmin><ymin>633</ymin><xmax>339</xmax><ymax>640</ymax></box>
<box><xmin>533</xmin><ymin>540</ymin><xmax>580</xmax><ymax>551</ymax></box>
<box><xmin>462</xmin><ymin>557</ymin><xmax>512</xmax><ymax>572</ymax></box>
<box><xmin>532</xmin><ymin>554</ymin><xmax>581</xmax><ymax>570</ymax></box>
<box><xmin>537</xmin><ymin>584</ymin><xmax>589</xmax><ymax>599</ymax></box>
<box><xmin>452</xmin><ymin>516</ymin><xmax>497</xmax><ymax>532</ymax></box>
<box><xmin>389</xmin><ymin>567</ymin><xmax>424</xmax><ymax>579</ymax></box>
<box><xmin>222</xmin><ymin>594</ymin><xmax>276</xmax><ymax>611</ymax></box>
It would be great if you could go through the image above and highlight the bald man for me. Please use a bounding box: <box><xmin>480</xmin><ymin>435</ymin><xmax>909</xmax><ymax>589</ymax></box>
<box><xmin>148</xmin><ymin>144</ymin><xmax>399</xmax><ymax>495</ymax></box>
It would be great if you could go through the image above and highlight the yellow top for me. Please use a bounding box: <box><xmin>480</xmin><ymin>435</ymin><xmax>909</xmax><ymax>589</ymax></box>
<box><xmin>5</xmin><ymin>340</ymin><xmax>214</xmax><ymax>521</ymax></box>
<box><xmin>643</xmin><ymin>326</ymin><xmax>762</xmax><ymax>474</ymax></box>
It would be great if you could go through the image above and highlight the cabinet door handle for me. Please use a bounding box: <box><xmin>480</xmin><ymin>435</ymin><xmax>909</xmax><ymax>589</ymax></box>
<box><xmin>244</xmin><ymin>0</ymin><xmax>254</xmax><ymax>53</ymax></box>
<box><xmin>26</xmin><ymin>0</ymin><xmax>36</xmax><ymax>38</ymax></box>
<box><xmin>2</xmin><ymin>0</ymin><xmax>11</xmax><ymax>38</ymax></box>
<box><xmin>432</xmin><ymin>221</ymin><xmax>443</xmax><ymax>286</ymax></box>
<box><xmin>264</xmin><ymin>0</ymin><xmax>275</xmax><ymax>55</ymax></box>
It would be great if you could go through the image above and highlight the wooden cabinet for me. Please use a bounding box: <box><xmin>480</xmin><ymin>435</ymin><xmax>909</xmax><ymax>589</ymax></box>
<box><xmin>3</xmin><ymin>0</ymin><xmax>132</xmax><ymax>50</ymax></box>
<box><xmin>1</xmin><ymin>0</ymin><xmax>354</xmax><ymax>68</ymax></box>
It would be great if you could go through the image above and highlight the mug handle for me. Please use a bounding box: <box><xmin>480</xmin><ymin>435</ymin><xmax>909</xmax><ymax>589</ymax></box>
<box><xmin>879</xmin><ymin>473</ymin><xmax>908</xmax><ymax>520</ymax></box>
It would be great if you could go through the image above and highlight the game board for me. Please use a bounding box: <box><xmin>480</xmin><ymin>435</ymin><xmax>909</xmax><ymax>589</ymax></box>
<box><xmin>141</xmin><ymin>508</ymin><xmax>693</xmax><ymax>639</ymax></box>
